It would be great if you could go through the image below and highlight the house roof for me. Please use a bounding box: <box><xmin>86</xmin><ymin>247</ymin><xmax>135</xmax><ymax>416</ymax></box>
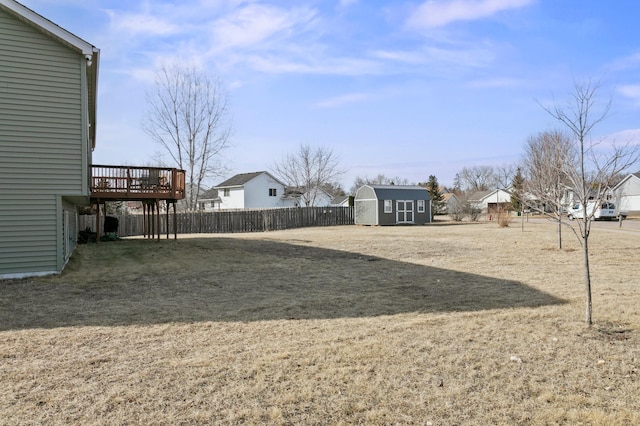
<box><xmin>282</xmin><ymin>186</ymin><xmax>333</xmax><ymax>199</ymax></box>
<box><xmin>214</xmin><ymin>171</ymin><xmax>285</xmax><ymax>189</ymax></box>
<box><xmin>612</xmin><ymin>171</ymin><xmax>640</xmax><ymax>191</ymax></box>
<box><xmin>469</xmin><ymin>188</ymin><xmax>512</xmax><ymax>202</ymax></box>
<box><xmin>442</xmin><ymin>193</ymin><xmax>457</xmax><ymax>202</ymax></box>
<box><xmin>331</xmin><ymin>195</ymin><xmax>350</xmax><ymax>205</ymax></box>
<box><xmin>468</xmin><ymin>190</ymin><xmax>492</xmax><ymax>202</ymax></box>
<box><xmin>365</xmin><ymin>185</ymin><xmax>431</xmax><ymax>200</ymax></box>
<box><xmin>199</xmin><ymin>188</ymin><xmax>219</xmax><ymax>200</ymax></box>
<box><xmin>0</xmin><ymin>0</ymin><xmax>100</xmax><ymax>149</ymax></box>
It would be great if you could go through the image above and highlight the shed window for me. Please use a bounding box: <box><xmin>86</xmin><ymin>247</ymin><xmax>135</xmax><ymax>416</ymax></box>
<box><xmin>269</xmin><ymin>188</ymin><xmax>277</xmax><ymax>196</ymax></box>
<box><xmin>417</xmin><ymin>200</ymin><xmax>425</xmax><ymax>213</ymax></box>
<box><xmin>384</xmin><ymin>200</ymin><xmax>392</xmax><ymax>213</ymax></box>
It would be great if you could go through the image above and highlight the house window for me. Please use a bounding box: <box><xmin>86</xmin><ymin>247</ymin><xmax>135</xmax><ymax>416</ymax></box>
<box><xmin>223</xmin><ymin>188</ymin><xmax>230</xmax><ymax>197</ymax></box>
<box><xmin>384</xmin><ymin>200</ymin><xmax>392</xmax><ymax>213</ymax></box>
<box><xmin>269</xmin><ymin>188</ymin><xmax>277</xmax><ymax>197</ymax></box>
<box><xmin>417</xmin><ymin>200</ymin><xmax>425</xmax><ymax>213</ymax></box>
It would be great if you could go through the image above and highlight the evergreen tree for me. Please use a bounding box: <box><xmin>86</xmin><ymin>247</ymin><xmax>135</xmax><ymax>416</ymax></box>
<box><xmin>452</xmin><ymin>173</ymin><xmax>463</xmax><ymax>194</ymax></box>
<box><xmin>425</xmin><ymin>175</ymin><xmax>444</xmax><ymax>218</ymax></box>
<box><xmin>510</xmin><ymin>167</ymin><xmax>525</xmax><ymax>213</ymax></box>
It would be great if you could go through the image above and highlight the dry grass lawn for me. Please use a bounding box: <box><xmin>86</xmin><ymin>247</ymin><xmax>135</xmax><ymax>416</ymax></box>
<box><xmin>1</xmin><ymin>220</ymin><xmax>639</xmax><ymax>424</ymax></box>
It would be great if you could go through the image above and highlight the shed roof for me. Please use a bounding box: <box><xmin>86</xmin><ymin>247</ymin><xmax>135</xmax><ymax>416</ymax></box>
<box><xmin>364</xmin><ymin>185</ymin><xmax>431</xmax><ymax>200</ymax></box>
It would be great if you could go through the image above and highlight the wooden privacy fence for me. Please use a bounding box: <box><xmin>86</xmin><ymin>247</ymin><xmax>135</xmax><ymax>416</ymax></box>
<box><xmin>79</xmin><ymin>207</ymin><xmax>354</xmax><ymax>237</ymax></box>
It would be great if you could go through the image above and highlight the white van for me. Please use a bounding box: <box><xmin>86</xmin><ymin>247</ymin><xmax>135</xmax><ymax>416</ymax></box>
<box><xmin>568</xmin><ymin>201</ymin><xmax>616</xmax><ymax>221</ymax></box>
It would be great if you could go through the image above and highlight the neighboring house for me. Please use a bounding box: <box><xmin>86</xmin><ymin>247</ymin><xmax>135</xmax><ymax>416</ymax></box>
<box><xmin>214</xmin><ymin>171</ymin><xmax>291</xmax><ymax>209</ymax></box>
<box><xmin>283</xmin><ymin>186</ymin><xmax>335</xmax><ymax>207</ymax></box>
<box><xmin>0</xmin><ymin>1</ymin><xmax>99</xmax><ymax>278</ymax></box>
<box><xmin>198</xmin><ymin>188</ymin><xmax>221</xmax><ymax>211</ymax></box>
<box><xmin>354</xmin><ymin>185</ymin><xmax>431</xmax><ymax>225</ymax></box>
<box><xmin>613</xmin><ymin>171</ymin><xmax>640</xmax><ymax>215</ymax></box>
<box><xmin>331</xmin><ymin>195</ymin><xmax>352</xmax><ymax>207</ymax></box>
<box><xmin>441</xmin><ymin>192</ymin><xmax>460</xmax><ymax>214</ymax></box>
<box><xmin>469</xmin><ymin>189</ymin><xmax>512</xmax><ymax>214</ymax></box>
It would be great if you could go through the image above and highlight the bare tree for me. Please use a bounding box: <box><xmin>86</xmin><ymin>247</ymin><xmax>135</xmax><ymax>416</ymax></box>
<box><xmin>495</xmin><ymin>163</ymin><xmax>518</xmax><ymax>189</ymax></box>
<box><xmin>272</xmin><ymin>144</ymin><xmax>345</xmax><ymax>207</ymax></box>
<box><xmin>144</xmin><ymin>62</ymin><xmax>231</xmax><ymax>211</ymax></box>
<box><xmin>522</xmin><ymin>130</ymin><xmax>575</xmax><ymax>248</ymax></box>
<box><xmin>543</xmin><ymin>78</ymin><xmax>640</xmax><ymax>325</ymax></box>
<box><xmin>349</xmin><ymin>174</ymin><xmax>410</xmax><ymax>194</ymax></box>
<box><xmin>457</xmin><ymin>165</ymin><xmax>498</xmax><ymax>192</ymax></box>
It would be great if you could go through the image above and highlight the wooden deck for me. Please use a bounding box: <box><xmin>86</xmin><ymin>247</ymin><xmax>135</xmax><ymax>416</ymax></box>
<box><xmin>91</xmin><ymin>165</ymin><xmax>186</xmax><ymax>201</ymax></box>
<box><xmin>90</xmin><ymin>165</ymin><xmax>186</xmax><ymax>240</ymax></box>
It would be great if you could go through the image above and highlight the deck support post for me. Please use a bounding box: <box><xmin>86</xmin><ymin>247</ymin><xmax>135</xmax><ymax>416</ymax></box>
<box><xmin>156</xmin><ymin>199</ymin><xmax>161</xmax><ymax>240</ymax></box>
<box><xmin>173</xmin><ymin>201</ymin><xmax>178</xmax><ymax>240</ymax></box>
<box><xmin>95</xmin><ymin>199</ymin><xmax>101</xmax><ymax>243</ymax></box>
<box><xmin>149</xmin><ymin>201</ymin><xmax>155</xmax><ymax>239</ymax></box>
<box><xmin>142</xmin><ymin>202</ymin><xmax>148</xmax><ymax>238</ymax></box>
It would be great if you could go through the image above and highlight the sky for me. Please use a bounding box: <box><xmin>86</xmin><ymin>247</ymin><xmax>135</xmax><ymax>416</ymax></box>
<box><xmin>18</xmin><ymin>0</ymin><xmax>640</xmax><ymax>190</ymax></box>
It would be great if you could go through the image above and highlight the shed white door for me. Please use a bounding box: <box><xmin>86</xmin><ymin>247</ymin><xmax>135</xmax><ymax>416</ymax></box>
<box><xmin>396</xmin><ymin>200</ymin><xmax>414</xmax><ymax>223</ymax></box>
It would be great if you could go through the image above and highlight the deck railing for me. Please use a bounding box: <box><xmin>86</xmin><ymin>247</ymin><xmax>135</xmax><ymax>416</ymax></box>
<box><xmin>91</xmin><ymin>165</ymin><xmax>186</xmax><ymax>200</ymax></box>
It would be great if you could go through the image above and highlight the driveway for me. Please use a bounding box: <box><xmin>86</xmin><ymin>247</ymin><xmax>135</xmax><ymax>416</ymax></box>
<box><xmin>522</xmin><ymin>215</ymin><xmax>640</xmax><ymax>233</ymax></box>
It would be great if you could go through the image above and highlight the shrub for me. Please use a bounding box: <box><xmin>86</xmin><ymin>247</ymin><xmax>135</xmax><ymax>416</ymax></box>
<box><xmin>497</xmin><ymin>209</ymin><xmax>512</xmax><ymax>227</ymax></box>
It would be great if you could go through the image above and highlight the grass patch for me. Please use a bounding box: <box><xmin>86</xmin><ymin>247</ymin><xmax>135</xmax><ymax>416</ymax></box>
<box><xmin>1</xmin><ymin>222</ymin><xmax>639</xmax><ymax>424</ymax></box>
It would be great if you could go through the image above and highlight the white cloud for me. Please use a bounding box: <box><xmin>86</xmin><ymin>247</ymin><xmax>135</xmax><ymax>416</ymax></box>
<box><xmin>246</xmin><ymin>54</ymin><xmax>382</xmax><ymax>76</ymax></box>
<box><xmin>338</xmin><ymin>0</ymin><xmax>359</xmax><ymax>7</ymax></box>
<box><xmin>618</xmin><ymin>84</ymin><xmax>640</xmax><ymax>104</ymax></box>
<box><xmin>467</xmin><ymin>77</ymin><xmax>524</xmax><ymax>88</ymax></box>
<box><xmin>314</xmin><ymin>92</ymin><xmax>374</xmax><ymax>108</ymax></box>
<box><xmin>406</xmin><ymin>0</ymin><xmax>535</xmax><ymax>29</ymax></box>
<box><xmin>210</xmin><ymin>4</ymin><xmax>317</xmax><ymax>51</ymax></box>
<box><xmin>608</xmin><ymin>51</ymin><xmax>640</xmax><ymax>72</ymax></box>
<box><xmin>106</xmin><ymin>10</ymin><xmax>180</xmax><ymax>36</ymax></box>
<box><xmin>604</xmin><ymin>129</ymin><xmax>640</xmax><ymax>145</ymax></box>
<box><xmin>372</xmin><ymin>44</ymin><xmax>494</xmax><ymax>69</ymax></box>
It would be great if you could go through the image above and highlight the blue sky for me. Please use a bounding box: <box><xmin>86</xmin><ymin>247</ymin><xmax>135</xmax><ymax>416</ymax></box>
<box><xmin>19</xmin><ymin>0</ymin><xmax>640</xmax><ymax>188</ymax></box>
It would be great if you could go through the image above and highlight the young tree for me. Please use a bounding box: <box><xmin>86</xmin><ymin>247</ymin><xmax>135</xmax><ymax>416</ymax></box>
<box><xmin>422</xmin><ymin>175</ymin><xmax>444</xmax><ymax>219</ymax></box>
<box><xmin>543</xmin><ymin>79</ymin><xmax>640</xmax><ymax>325</ymax></box>
<box><xmin>272</xmin><ymin>144</ymin><xmax>345</xmax><ymax>207</ymax></box>
<box><xmin>522</xmin><ymin>130</ymin><xmax>574</xmax><ymax>249</ymax></box>
<box><xmin>144</xmin><ymin>62</ymin><xmax>232</xmax><ymax>211</ymax></box>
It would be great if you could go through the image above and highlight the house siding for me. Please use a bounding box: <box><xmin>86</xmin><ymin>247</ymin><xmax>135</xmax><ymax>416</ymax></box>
<box><xmin>0</xmin><ymin>193</ymin><xmax>58</xmax><ymax>277</ymax></box>
<box><xmin>244</xmin><ymin>174</ymin><xmax>287</xmax><ymax>209</ymax></box>
<box><xmin>0</xmin><ymin>8</ymin><xmax>90</xmax><ymax>278</ymax></box>
<box><xmin>615</xmin><ymin>175</ymin><xmax>640</xmax><ymax>213</ymax></box>
<box><xmin>216</xmin><ymin>172</ymin><xmax>289</xmax><ymax>209</ymax></box>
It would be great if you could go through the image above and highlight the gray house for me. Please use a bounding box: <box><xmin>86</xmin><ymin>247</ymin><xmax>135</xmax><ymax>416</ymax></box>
<box><xmin>0</xmin><ymin>0</ymin><xmax>99</xmax><ymax>278</ymax></box>
<box><xmin>355</xmin><ymin>185</ymin><xmax>431</xmax><ymax>225</ymax></box>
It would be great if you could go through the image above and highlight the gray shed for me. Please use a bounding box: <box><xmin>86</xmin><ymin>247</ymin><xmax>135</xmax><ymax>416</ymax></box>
<box><xmin>354</xmin><ymin>185</ymin><xmax>431</xmax><ymax>225</ymax></box>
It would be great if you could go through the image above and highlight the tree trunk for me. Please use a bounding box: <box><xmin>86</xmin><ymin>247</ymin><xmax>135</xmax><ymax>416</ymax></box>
<box><xmin>557</xmin><ymin>217</ymin><xmax>562</xmax><ymax>250</ymax></box>
<box><xmin>582</xmin><ymin>231</ymin><xmax>592</xmax><ymax>325</ymax></box>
